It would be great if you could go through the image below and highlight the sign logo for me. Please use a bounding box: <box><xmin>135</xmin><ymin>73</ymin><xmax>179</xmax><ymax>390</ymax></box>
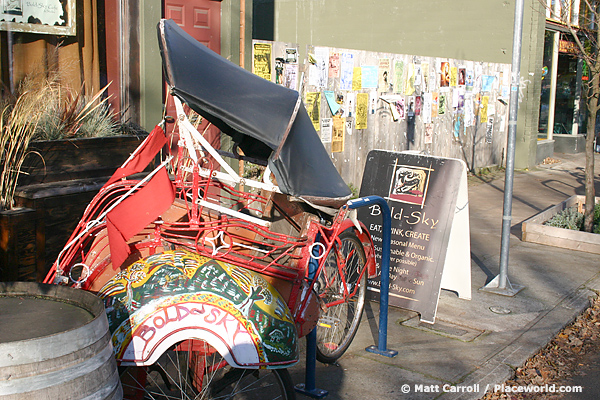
<box><xmin>387</xmin><ymin>159</ymin><xmax>433</xmax><ymax>208</ymax></box>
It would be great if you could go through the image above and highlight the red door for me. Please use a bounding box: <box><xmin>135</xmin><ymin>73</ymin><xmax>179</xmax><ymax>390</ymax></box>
<box><xmin>163</xmin><ymin>0</ymin><xmax>222</xmax><ymax>155</ymax></box>
<box><xmin>163</xmin><ymin>0</ymin><xmax>221</xmax><ymax>50</ymax></box>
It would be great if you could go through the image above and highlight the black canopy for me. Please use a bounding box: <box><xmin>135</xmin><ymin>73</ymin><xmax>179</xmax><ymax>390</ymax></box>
<box><xmin>158</xmin><ymin>19</ymin><xmax>351</xmax><ymax>207</ymax></box>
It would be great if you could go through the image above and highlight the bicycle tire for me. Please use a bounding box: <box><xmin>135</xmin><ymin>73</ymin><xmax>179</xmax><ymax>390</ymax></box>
<box><xmin>120</xmin><ymin>340</ymin><xmax>296</xmax><ymax>400</ymax></box>
<box><xmin>315</xmin><ymin>230</ymin><xmax>367</xmax><ymax>364</ymax></box>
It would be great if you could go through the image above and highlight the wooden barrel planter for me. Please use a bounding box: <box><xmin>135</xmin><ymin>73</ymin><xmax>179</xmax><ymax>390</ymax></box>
<box><xmin>0</xmin><ymin>282</ymin><xmax>122</xmax><ymax>399</ymax></box>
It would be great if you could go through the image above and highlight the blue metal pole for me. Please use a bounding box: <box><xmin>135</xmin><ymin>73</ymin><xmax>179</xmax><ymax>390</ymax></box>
<box><xmin>347</xmin><ymin>196</ymin><xmax>397</xmax><ymax>358</ymax></box>
<box><xmin>295</xmin><ymin>241</ymin><xmax>328</xmax><ymax>398</ymax></box>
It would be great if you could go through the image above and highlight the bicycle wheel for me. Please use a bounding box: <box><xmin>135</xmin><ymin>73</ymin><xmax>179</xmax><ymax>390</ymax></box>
<box><xmin>120</xmin><ymin>340</ymin><xmax>296</xmax><ymax>400</ymax></box>
<box><xmin>315</xmin><ymin>230</ymin><xmax>367</xmax><ymax>364</ymax></box>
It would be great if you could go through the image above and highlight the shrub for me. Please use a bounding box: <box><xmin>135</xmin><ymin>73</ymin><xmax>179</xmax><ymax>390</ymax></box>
<box><xmin>544</xmin><ymin>207</ymin><xmax>583</xmax><ymax>230</ymax></box>
<box><xmin>544</xmin><ymin>203</ymin><xmax>600</xmax><ymax>233</ymax></box>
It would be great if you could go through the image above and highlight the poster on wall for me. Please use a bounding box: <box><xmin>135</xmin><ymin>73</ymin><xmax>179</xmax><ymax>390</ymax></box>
<box><xmin>253</xmin><ymin>43</ymin><xmax>272</xmax><ymax>81</ymax></box>
<box><xmin>424</xmin><ymin>123</ymin><xmax>433</xmax><ymax>144</ymax></box>
<box><xmin>395</xmin><ymin>97</ymin><xmax>406</xmax><ymax>120</ymax></box>
<box><xmin>305</xmin><ymin>92</ymin><xmax>321</xmax><ymax>131</ymax></box>
<box><xmin>465</xmin><ymin>69</ymin><xmax>474</xmax><ymax>92</ymax></box>
<box><xmin>285</xmin><ymin>48</ymin><xmax>298</xmax><ymax>64</ymax></box>
<box><xmin>352</xmin><ymin>67</ymin><xmax>362</xmax><ymax>91</ymax></box>
<box><xmin>464</xmin><ymin>95</ymin><xmax>474</xmax><ymax>127</ymax></box>
<box><xmin>405</xmin><ymin>63</ymin><xmax>415</xmax><ymax>95</ymax></box>
<box><xmin>453</xmin><ymin>117</ymin><xmax>461</xmax><ymax>139</ymax></box>
<box><xmin>0</xmin><ymin>0</ymin><xmax>75</xmax><ymax>35</ymax></box>
<box><xmin>422</xmin><ymin>93</ymin><xmax>432</xmax><ymax>124</ymax></box>
<box><xmin>450</xmin><ymin>67</ymin><xmax>458</xmax><ymax>87</ymax></box>
<box><xmin>324</xmin><ymin>90</ymin><xmax>341</xmax><ymax>115</ymax></box>
<box><xmin>440</xmin><ymin>62</ymin><xmax>450</xmax><ymax>87</ymax></box>
<box><xmin>422</xmin><ymin>62</ymin><xmax>430</xmax><ymax>92</ymax></box>
<box><xmin>382</xmin><ymin>95</ymin><xmax>406</xmax><ymax>121</ymax></box>
<box><xmin>356</xmin><ymin>93</ymin><xmax>369</xmax><ymax>129</ymax></box>
<box><xmin>387</xmin><ymin>100</ymin><xmax>399</xmax><ymax>121</ymax></box>
<box><xmin>340</xmin><ymin>52</ymin><xmax>354</xmax><ymax>90</ymax></box>
<box><xmin>379</xmin><ymin>58</ymin><xmax>391</xmax><ymax>92</ymax></box>
<box><xmin>321</xmin><ymin>118</ymin><xmax>333</xmax><ymax>143</ymax></box>
<box><xmin>458</xmin><ymin>67</ymin><xmax>466</xmax><ymax>86</ymax></box>
<box><xmin>275</xmin><ymin>57</ymin><xmax>285</xmax><ymax>85</ymax></box>
<box><xmin>415</xmin><ymin>95</ymin><xmax>422</xmax><ymax>116</ymax></box>
<box><xmin>480</xmin><ymin>95</ymin><xmax>489</xmax><ymax>123</ymax></box>
<box><xmin>361</xmin><ymin>65</ymin><xmax>378</xmax><ymax>89</ymax></box>
<box><xmin>309</xmin><ymin>46</ymin><xmax>329</xmax><ymax>88</ymax></box>
<box><xmin>438</xmin><ymin>94</ymin><xmax>446</xmax><ymax>116</ymax></box>
<box><xmin>329</xmin><ymin>52</ymin><xmax>340</xmax><ymax>78</ymax></box>
<box><xmin>394</xmin><ymin>60</ymin><xmax>404</xmax><ymax>94</ymax></box>
<box><xmin>431</xmin><ymin>92</ymin><xmax>439</xmax><ymax>118</ymax></box>
<box><xmin>332</xmin><ymin>116</ymin><xmax>345</xmax><ymax>152</ymax></box>
<box><xmin>414</xmin><ymin>63</ymin><xmax>422</xmax><ymax>87</ymax></box>
<box><xmin>283</xmin><ymin>63</ymin><xmax>298</xmax><ymax>90</ymax></box>
<box><xmin>482</xmin><ymin>75</ymin><xmax>495</xmax><ymax>92</ymax></box>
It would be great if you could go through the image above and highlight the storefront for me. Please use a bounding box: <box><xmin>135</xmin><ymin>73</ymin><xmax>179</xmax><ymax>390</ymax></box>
<box><xmin>538</xmin><ymin>27</ymin><xmax>586</xmax><ymax>140</ymax></box>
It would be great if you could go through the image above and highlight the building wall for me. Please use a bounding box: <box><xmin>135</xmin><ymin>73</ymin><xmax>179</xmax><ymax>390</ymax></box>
<box><xmin>140</xmin><ymin>0</ymin><xmax>163</xmax><ymax>131</ymax></box>
<box><xmin>516</xmin><ymin>0</ymin><xmax>547</xmax><ymax>169</ymax></box>
<box><xmin>221</xmin><ymin>0</ymin><xmax>255</xmax><ymax>69</ymax></box>
<box><xmin>271</xmin><ymin>0</ymin><xmax>546</xmax><ymax>170</ymax></box>
<box><xmin>136</xmin><ymin>0</ymin><xmax>253</xmax><ymax>130</ymax></box>
<box><xmin>1</xmin><ymin>0</ymin><xmax>101</xmax><ymax>97</ymax></box>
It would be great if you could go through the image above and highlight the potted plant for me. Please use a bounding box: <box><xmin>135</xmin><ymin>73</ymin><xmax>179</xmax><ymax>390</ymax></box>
<box><xmin>1</xmin><ymin>72</ymin><xmax>147</xmax><ymax>282</ymax></box>
<box><xmin>0</xmin><ymin>78</ymin><xmax>46</xmax><ymax>281</ymax></box>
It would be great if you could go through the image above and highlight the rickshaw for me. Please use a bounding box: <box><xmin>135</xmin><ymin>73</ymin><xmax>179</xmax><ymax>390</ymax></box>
<box><xmin>44</xmin><ymin>19</ymin><xmax>377</xmax><ymax>399</ymax></box>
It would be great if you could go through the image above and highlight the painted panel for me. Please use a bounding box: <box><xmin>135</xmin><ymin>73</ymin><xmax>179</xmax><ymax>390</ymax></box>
<box><xmin>166</xmin><ymin>5</ymin><xmax>184</xmax><ymax>25</ymax></box>
<box><xmin>193</xmin><ymin>8</ymin><xmax>210</xmax><ymax>29</ymax></box>
<box><xmin>99</xmin><ymin>249</ymin><xmax>298</xmax><ymax>367</ymax></box>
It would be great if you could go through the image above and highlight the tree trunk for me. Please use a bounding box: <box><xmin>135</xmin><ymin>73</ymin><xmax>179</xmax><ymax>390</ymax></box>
<box><xmin>583</xmin><ymin>22</ymin><xmax>600</xmax><ymax>233</ymax></box>
<box><xmin>583</xmin><ymin>106</ymin><xmax>596</xmax><ymax>232</ymax></box>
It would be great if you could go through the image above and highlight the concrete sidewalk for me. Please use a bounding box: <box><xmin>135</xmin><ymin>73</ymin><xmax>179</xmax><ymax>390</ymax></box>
<box><xmin>289</xmin><ymin>152</ymin><xmax>600</xmax><ymax>400</ymax></box>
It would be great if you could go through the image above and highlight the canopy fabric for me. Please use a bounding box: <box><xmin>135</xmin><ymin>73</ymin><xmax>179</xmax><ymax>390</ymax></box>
<box><xmin>158</xmin><ymin>19</ymin><xmax>351</xmax><ymax>204</ymax></box>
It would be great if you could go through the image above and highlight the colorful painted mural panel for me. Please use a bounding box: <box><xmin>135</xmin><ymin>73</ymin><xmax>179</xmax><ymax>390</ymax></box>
<box><xmin>99</xmin><ymin>249</ymin><xmax>298</xmax><ymax>367</ymax></box>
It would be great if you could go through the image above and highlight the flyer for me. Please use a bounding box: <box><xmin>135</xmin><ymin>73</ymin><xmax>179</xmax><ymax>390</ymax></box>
<box><xmin>340</xmin><ymin>52</ymin><xmax>354</xmax><ymax>90</ymax></box>
<box><xmin>352</xmin><ymin>67</ymin><xmax>362</xmax><ymax>91</ymax></box>
<box><xmin>253</xmin><ymin>43</ymin><xmax>272</xmax><ymax>81</ymax></box>
<box><xmin>356</xmin><ymin>93</ymin><xmax>369</xmax><ymax>130</ymax></box>
<box><xmin>362</xmin><ymin>65</ymin><xmax>378</xmax><ymax>89</ymax></box>
<box><xmin>305</xmin><ymin>92</ymin><xmax>321</xmax><ymax>131</ymax></box>
<box><xmin>332</xmin><ymin>116</ymin><xmax>345</xmax><ymax>152</ymax></box>
<box><xmin>329</xmin><ymin>52</ymin><xmax>340</xmax><ymax>78</ymax></box>
<box><xmin>379</xmin><ymin>58</ymin><xmax>391</xmax><ymax>92</ymax></box>
<box><xmin>321</xmin><ymin>118</ymin><xmax>333</xmax><ymax>143</ymax></box>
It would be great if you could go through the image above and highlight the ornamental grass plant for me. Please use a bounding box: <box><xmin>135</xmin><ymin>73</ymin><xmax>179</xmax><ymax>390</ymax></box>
<box><xmin>0</xmin><ymin>84</ymin><xmax>44</xmax><ymax>210</ymax></box>
<box><xmin>0</xmin><ymin>71</ymin><xmax>122</xmax><ymax>211</ymax></box>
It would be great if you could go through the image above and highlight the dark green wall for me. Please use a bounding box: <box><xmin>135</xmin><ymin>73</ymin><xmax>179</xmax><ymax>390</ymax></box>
<box><xmin>271</xmin><ymin>0</ymin><xmax>546</xmax><ymax>169</ymax></box>
<box><xmin>274</xmin><ymin>1</ymin><xmax>515</xmax><ymax>63</ymax></box>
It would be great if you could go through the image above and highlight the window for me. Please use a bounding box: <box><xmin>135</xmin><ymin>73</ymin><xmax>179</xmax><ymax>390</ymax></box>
<box><xmin>547</xmin><ymin>0</ymin><xmax>582</xmax><ymax>27</ymax></box>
